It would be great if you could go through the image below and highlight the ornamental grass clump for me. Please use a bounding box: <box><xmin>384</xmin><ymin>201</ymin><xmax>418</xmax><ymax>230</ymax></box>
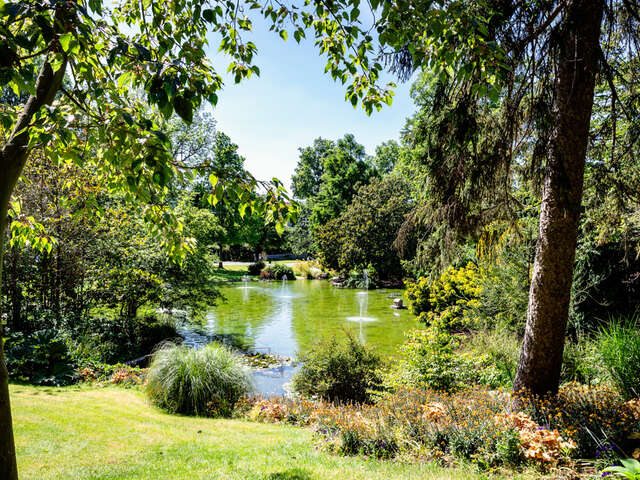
<box><xmin>146</xmin><ymin>342</ymin><xmax>252</xmax><ymax>417</ymax></box>
<box><xmin>597</xmin><ymin>317</ymin><xmax>640</xmax><ymax>400</ymax></box>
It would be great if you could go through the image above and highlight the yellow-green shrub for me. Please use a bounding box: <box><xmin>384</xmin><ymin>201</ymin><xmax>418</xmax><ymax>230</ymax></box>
<box><xmin>405</xmin><ymin>263</ymin><xmax>482</xmax><ymax>332</ymax></box>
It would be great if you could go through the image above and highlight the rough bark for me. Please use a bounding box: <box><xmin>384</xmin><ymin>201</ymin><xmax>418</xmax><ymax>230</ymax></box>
<box><xmin>513</xmin><ymin>0</ymin><xmax>604</xmax><ymax>396</ymax></box>
<box><xmin>0</xmin><ymin>211</ymin><xmax>18</xmax><ymax>480</ymax></box>
<box><xmin>0</xmin><ymin>58</ymin><xmax>67</xmax><ymax>480</ymax></box>
<box><xmin>9</xmin><ymin>248</ymin><xmax>22</xmax><ymax>331</ymax></box>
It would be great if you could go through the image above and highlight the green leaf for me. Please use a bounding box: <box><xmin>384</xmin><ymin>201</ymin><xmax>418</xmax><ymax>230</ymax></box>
<box><xmin>488</xmin><ymin>86</ymin><xmax>499</xmax><ymax>103</ymax></box>
<box><xmin>173</xmin><ymin>95</ymin><xmax>193</xmax><ymax>124</ymax></box>
<box><xmin>59</xmin><ymin>33</ymin><xmax>73</xmax><ymax>52</ymax></box>
<box><xmin>620</xmin><ymin>458</ymin><xmax>640</xmax><ymax>470</ymax></box>
<box><xmin>279</xmin><ymin>30</ymin><xmax>287</xmax><ymax>41</ymax></box>
<box><xmin>238</xmin><ymin>203</ymin><xmax>248</xmax><ymax>218</ymax></box>
<box><xmin>202</xmin><ymin>8</ymin><xmax>215</xmax><ymax>22</ymax></box>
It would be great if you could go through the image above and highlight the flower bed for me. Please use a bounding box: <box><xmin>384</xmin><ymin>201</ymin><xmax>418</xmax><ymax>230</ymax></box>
<box><xmin>240</xmin><ymin>384</ymin><xmax>640</xmax><ymax>475</ymax></box>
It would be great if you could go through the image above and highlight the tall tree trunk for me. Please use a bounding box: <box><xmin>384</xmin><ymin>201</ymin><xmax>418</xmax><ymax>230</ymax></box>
<box><xmin>513</xmin><ymin>0</ymin><xmax>604</xmax><ymax>396</ymax></box>
<box><xmin>0</xmin><ymin>208</ymin><xmax>18</xmax><ymax>480</ymax></box>
<box><xmin>9</xmin><ymin>247</ymin><xmax>22</xmax><ymax>332</ymax></box>
<box><xmin>0</xmin><ymin>59</ymin><xmax>67</xmax><ymax>480</ymax></box>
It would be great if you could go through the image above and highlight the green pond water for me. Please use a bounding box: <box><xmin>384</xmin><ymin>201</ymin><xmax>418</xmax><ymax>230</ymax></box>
<box><xmin>181</xmin><ymin>280</ymin><xmax>417</xmax><ymax>358</ymax></box>
<box><xmin>178</xmin><ymin>279</ymin><xmax>418</xmax><ymax>396</ymax></box>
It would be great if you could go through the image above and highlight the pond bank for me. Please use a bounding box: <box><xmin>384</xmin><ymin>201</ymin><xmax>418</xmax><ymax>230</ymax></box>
<box><xmin>174</xmin><ymin>280</ymin><xmax>417</xmax><ymax>396</ymax></box>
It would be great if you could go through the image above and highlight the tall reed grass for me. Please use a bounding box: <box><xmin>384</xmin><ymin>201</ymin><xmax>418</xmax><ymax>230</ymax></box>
<box><xmin>146</xmin><ymin>342</ymin><xmax>252</xmax><ymax>416</ymax></box>
<box><xmin>598</xmin><ymin>316</ymin><xmax>640</xmax><ymax>399</ymax></box>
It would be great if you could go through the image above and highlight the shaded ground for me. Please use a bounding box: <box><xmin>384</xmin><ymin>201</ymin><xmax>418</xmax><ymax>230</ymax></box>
<box><xmin>11</xmin><ymin>385</ymin><xmax>526</xmax><ymax>480</ymax></box>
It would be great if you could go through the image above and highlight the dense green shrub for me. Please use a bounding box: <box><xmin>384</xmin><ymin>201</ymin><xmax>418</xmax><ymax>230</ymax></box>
<box><xmin>247</xmin><ymin>261</ymin><xmax>265</xmax><ymax>276</ymax></box>
<box><xmin>475</xmin><ymin>257</ymin><xmax>530</xmax><ymax>333</ymax></box>
<box><xmin>405</xmin><ymin>263</ymin><xmax>481</xmax><ymax>332</ymax></box>
<box><xmin>4</xmin><ymin>329</ymin><xmax>76</xmax><ymax>386</ymax></box>
<box><xmin>292</xmin><ymin>261</ymin><xmax>323</xmax><ymax>279</ymax></box>
<box><xmin>597</xmin><ymin>318</ymin><xmax>640</xmax><ymax>399</ymax></box>
<box><xmin>380</xmin><ymin>326</ymin><xmax>510</xmax><ymax>393</ymax></box>
<box><xmin>146</xmin><ymin>342</ymin><xmax>252</xmax><ymax>416</ymax></box>
<box><xmin>405</xmin><ymin>277</ymin><xmax>431</xmax><ymax>316</ymax></box>
<box><xmin>292</xmin><ymin>334</ymin><xmax>382</xmax><ymax>403</ymax></box>
<box><xmin>260</xmin><ymin>264</ymin><xmax>295</xmax><ymax>280</ymax></box>
<box><xmin>69</xmin><ymin>314</ymin><xmax>177</xmax><ymax>364</ymax></box>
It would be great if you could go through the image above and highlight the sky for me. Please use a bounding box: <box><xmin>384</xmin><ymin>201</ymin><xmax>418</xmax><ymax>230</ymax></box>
<box><xmin>204</xmin><ymin>16</ymin><xmax>416</xmax><ymax>190</ymax></box>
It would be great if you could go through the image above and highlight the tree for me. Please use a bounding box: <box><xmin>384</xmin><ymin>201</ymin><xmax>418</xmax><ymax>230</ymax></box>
<box><xmin>373</xmin><ymin>140</ymin><xmax>401</xmax><ymax>175</ymax></box>
<box><xmin>285</xmin><ymin>201</ymin><xmax>315</xmax><ymax>257</ymax></box>
<box><xmin>291</xmin><ymin>138</ymin><xmax>333</xmax><ymax>199</ymax></box>
<box><xmin>309</xmin><ymin>135</ymin><xmax>378</xmax><ymax>226</ymax></box>
<box><xmin>513</xmin><ymin>3</ymin><xmax>605</xmax><ymax>396</ymax></box>
<box><xmin>313</xmin><ymin>0</ymin><xmax>636</xmax><ymax>397</ymax></box>
<box><xmin>315</xmin><ymin>176</ymin><xmax>412</xmax><ymax>278</ymax></box>
<box><xmin>0</xmin><ymin>1</ymin><xmax>295</xmax><ymax>476</ymax></box>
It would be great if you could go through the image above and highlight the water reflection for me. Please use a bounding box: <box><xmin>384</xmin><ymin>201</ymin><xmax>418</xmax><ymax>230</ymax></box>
<box><xmin>181</xmin><ymin>280</ymin><xmax>416</xmax><ymax>359</ymax></box>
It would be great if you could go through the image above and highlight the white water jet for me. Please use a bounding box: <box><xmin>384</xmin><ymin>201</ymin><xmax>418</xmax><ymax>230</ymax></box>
<box><xmin>278</xmin><ymin>274</ymin><xmax>295</xmax><ymax>299</ymax></box>
<box><xmin>238</xmin><ymin>275</ymin><xmax>255</xmax><ymax>290</ymax></box>
<box><xmin>346</xmin><ymin>286</ymin><xmax>377</xmax><ymax>323</ymax></box>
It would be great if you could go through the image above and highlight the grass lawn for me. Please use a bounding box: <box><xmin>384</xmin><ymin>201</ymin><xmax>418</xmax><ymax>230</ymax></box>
<box><xmin>210</xmin><ymin>261</ymin><xmax>304</xmax><ymax>282</ymax></box>
<box><xmin>10</xmin><ymin>384</ymin><xmax>526</xmax><ymax>480</ymax></box>
<box><xmin>210</xmin><ymin>266</ymin><xmax>249</xmax><ymax>282</ymax></box>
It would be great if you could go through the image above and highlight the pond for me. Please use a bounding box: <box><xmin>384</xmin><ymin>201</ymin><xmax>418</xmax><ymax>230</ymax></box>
<box><xmin>178</xmin><ymin>279</ymin><xmax>418</xmax><ymax>396</ymax></box>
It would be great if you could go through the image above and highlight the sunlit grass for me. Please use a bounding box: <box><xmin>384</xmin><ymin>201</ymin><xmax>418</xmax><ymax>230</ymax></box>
<box><xmin>211</xmin><ymin>261</ymin><xmax>304</xmax><ymax>281</ymax></box>
<box><xmin>11</xmin><ymin>384</ymin><xmax>514</xmax><ymax>480</ymax></box>
<box><xmin>210</xmin><ymin>266</ymin><xmax>248</xmax><ymax>282</ymax></box>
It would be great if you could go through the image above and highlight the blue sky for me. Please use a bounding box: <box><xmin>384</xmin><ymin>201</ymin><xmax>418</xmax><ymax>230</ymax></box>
<box><xmin>205</xmin><ymin>16</ymin><xmax>416</xmax><ymax>190</ymax></box>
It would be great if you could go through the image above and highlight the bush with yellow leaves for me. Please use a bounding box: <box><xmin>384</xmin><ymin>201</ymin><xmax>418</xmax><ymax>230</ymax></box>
<box><xmin>405</xmin><ymin>263</ymin><xmax>482</xmax><ymax>333</ymax></box>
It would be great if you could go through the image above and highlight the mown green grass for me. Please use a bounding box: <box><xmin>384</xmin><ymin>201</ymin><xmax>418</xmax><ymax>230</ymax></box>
<box><xmin>10</xmin><ymin>384</ymin><xmax>523</xmax><ymax>480</ymax></box>
<box><xmin>210</xmin><ymin>266</ymin><xmax>249</xmax><ymax>282</ymax></box>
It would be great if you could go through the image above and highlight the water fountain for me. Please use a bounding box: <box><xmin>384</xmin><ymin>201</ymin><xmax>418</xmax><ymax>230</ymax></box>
<box><xmin>346</xmin><ymin>280</ymin><xmax>377</xmax><ymax>323</ymax></box>
<box><xmin>277</xmin><ymin>274</ymin><xmax>295</xmax><ymax>299</ymax></box>
<box><xmin>358</xmin><ymin>289</ymin><xmax>368</xmax><ymax>318</ymax></box>
<box><xmin>239</xmin><ymin>275</ymin><xmax>254</xmax><ymax>289</ymax></box>
<box><xmin>356</xmin><ymin>269</ymin><xmax>369</xmax><ymax>295</ymax></box>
